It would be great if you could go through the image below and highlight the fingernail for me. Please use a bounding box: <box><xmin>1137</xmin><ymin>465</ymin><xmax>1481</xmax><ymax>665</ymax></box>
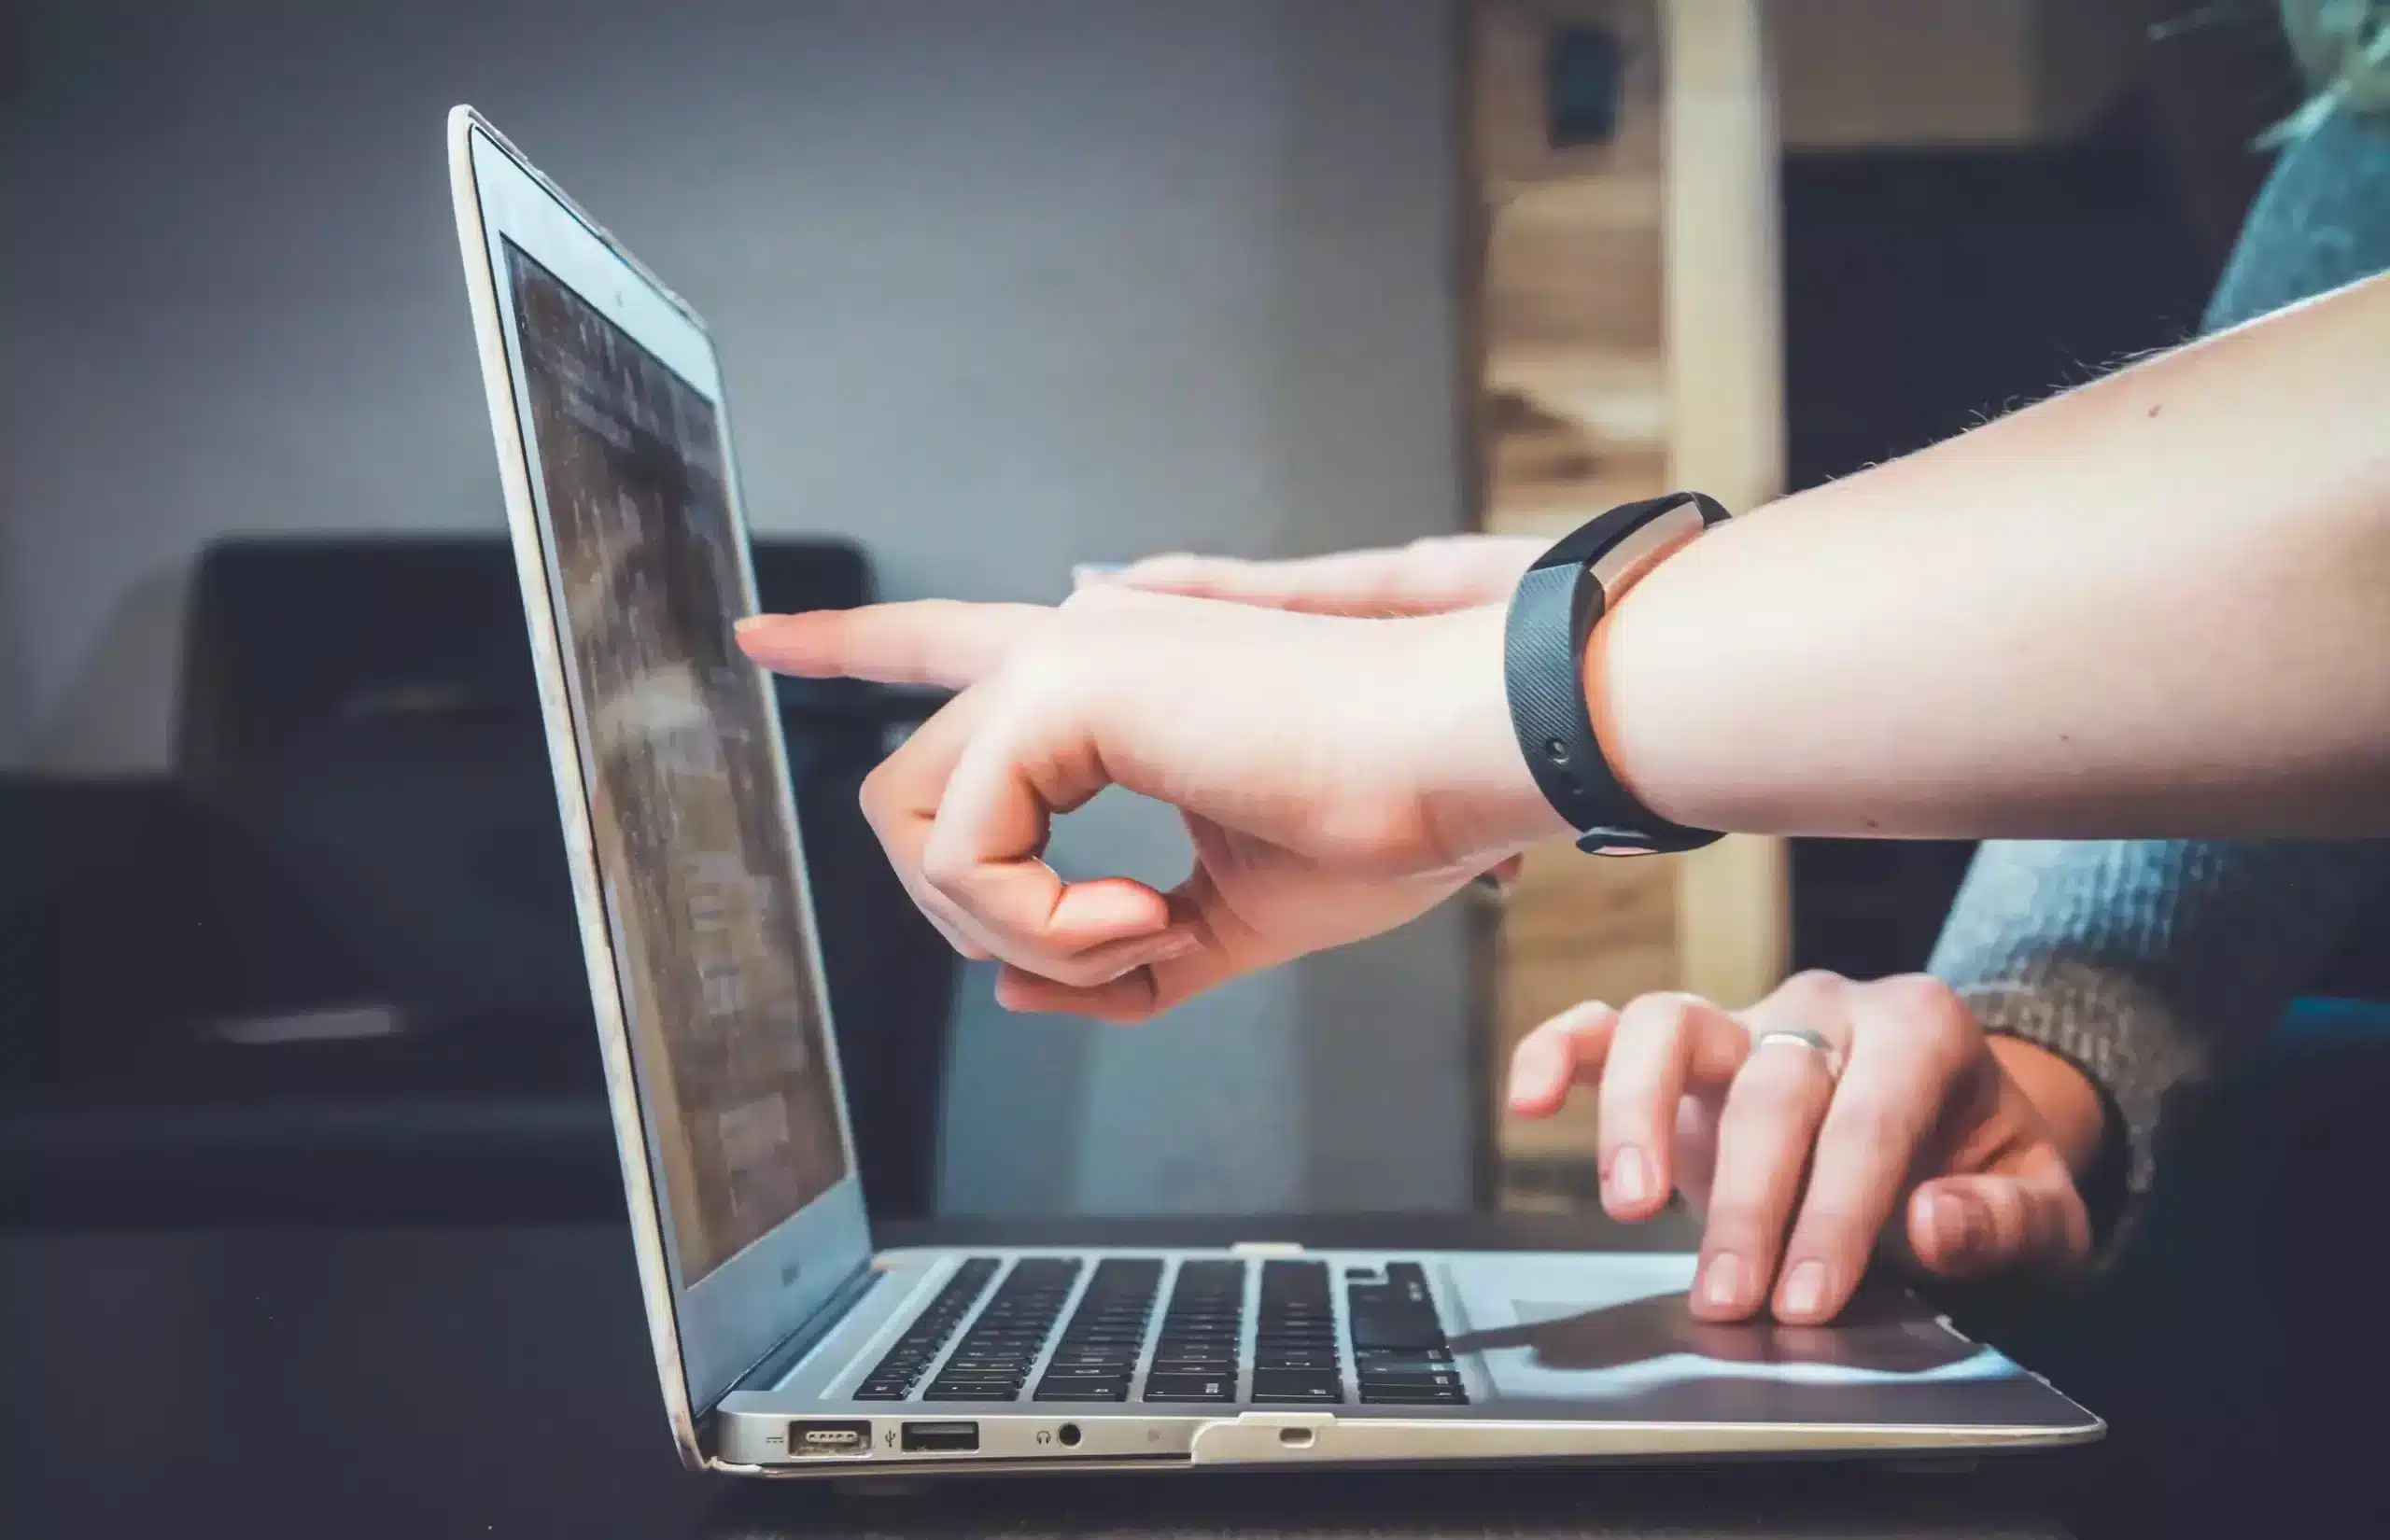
<box><xmin>1779</xmin><ymin>1259</ymin><xmax>1828</xmax><ymax>1319</ymax></box>
<box><xmin>1926</xmin><ymin>1191</ymin><xmax>1981</xmax><ymax>1264</ymax></box>
<box><xmin>1152</xmin><ymin>932</ymin><xmax>1201</xmax><ymax>961</ymax></box>
<box><xmin>1700</xmin><ymin>1253</ymin><xmax>1747</xmax><ymax>1309</ymax></box>
<box><xmin>734</xmin><ymin>615</ymin><xmax>769</xmax><ymax>632</ymax></box>
<box><xmin>1607</xmin><ymin>1145</ymin><xmax>1652</xmax><ymax>1209</ymax></box>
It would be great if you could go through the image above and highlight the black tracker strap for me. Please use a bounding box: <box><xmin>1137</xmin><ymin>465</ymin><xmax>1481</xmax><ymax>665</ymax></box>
<box><xmin>1503</xmin><ymin>491</ymin><xmax>1730</xmax><ymax>856</ymax></box>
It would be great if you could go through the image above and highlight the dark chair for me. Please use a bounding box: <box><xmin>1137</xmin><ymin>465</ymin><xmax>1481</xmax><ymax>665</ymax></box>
<box><xmin>0</xmin><ymin>535</ymin><xmax>953</xmax><ymax>1225</ymax></box>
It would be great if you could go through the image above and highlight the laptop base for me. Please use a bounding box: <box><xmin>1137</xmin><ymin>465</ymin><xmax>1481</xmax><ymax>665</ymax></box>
<box><xmin>710</xmin><ymin>1246</ymin><xmax>2101</xmax><ymax>1474</ymax></box>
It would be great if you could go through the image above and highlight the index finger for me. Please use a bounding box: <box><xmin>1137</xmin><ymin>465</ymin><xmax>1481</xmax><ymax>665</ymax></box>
<box><xmin>735</xmin><ymin>600</ymin><xmax>1054</xmax><ymax>688</ymax></box>
<box><xmin>1107</xmin><ymin>548</ymin><xmax>1511</xmax><ymax>617</ymax></box>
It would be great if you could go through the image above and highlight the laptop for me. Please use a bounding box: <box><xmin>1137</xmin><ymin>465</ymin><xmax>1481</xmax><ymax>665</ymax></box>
<box><xmin>445</xmin><ymin>105</ymin><xmax>2102</xmax><ymax>1477</ymax></box>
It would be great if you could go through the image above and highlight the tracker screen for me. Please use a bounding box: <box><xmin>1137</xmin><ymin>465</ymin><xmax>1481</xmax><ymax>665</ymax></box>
<box><xmin>505</xmin><ymin>241</ymin><xmax>847</xmax><ymax>1282</ymax></box>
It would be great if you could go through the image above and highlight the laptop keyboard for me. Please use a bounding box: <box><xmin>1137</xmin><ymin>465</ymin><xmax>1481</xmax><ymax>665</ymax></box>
<box><xmin>855</xmin><ymin>1255</ymin><xmax>1467</xmax><ymax>1408</ymax></box>
<box><xmin>922</xmin><ymin>1256</ymin><xmax>1082</xmax><ymax>1402</ymax></box>
<box><xmin>1033</xmin><ymin>1257</ymin><xmax>1163</xmax><ymax>1402</ymax></box>
<box><xmin>852</xmin><ymin>1255</ymin><xmax>1001</xmax><ymax>1401</ymax></box>
<box><xmin>1251</xmin><ymin>1259</ymin><xmax>1343</xmax><ymax>1403</ymax></box>
<box><xmin>1142</xmin><ymin>1258</ymin><xmax>1244</xmax><ymax>1403</ymax></box>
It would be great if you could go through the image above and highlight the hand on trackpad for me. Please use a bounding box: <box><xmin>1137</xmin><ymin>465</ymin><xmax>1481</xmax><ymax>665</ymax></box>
<box><xmin>1449</xmin><ymin>1287</ymin><xmax>1978</xmax><ymax>1377</ymax></box>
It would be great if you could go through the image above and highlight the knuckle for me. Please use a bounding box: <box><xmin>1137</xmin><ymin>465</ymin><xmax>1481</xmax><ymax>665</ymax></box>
<box><xmin>917</xmin><ymin>838</ymin><xmax>974</xmax><ymax>894</ymax></box>
<box><xmin>1525</xmin><ymin>1001</ymin><xmax>1611</xmax><ymax>1057</ymax></box>
<box><xmin>1880</xmin><ymin>973</ymin><xmax>1971</xmax><ymax>1030</ymax></box>
<box><xmin>1009</xmin><ymin>634</ymin><xmax>1074</xmax><ymax>686</ymax></box>
<box><xmin>856</xmin><ymin>766</ymin><xmax>901</xmax><ymax>834</ymax></box>
<box><xmin>1862</xmin><ymin>975</ymin><xmax>1980</xmax><ymax>1079</ymax></box>
<box><xmin>1762</xmin><ymin>971</ymin><xmax>1849</xmax><ymax>1028</ymax></box>
<box><xmin>1550</xmin><ymin>999</ymin><xmax>1619</xmax><ymax>1036</ymax></box>
<box><xmin>1618</xmin><ymin>990</ymin><xmax>1703</xmax><ymax>1039</ymax></box>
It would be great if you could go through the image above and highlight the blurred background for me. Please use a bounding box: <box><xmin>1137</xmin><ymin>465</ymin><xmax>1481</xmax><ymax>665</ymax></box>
<box><xmin>7</xmin><ymin>2</ymin><xmax>2357</xmax><ymax>1533</ymax></box>
<box><xmin>0</xmin><ymin>0</ymin><xmax>2284</xmax><ymax>1227</ymax></box>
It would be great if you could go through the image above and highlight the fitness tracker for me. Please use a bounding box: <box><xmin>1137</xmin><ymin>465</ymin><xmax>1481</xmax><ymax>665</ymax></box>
<box><xmin>1502</xmin><ymin>490</ymin><xmax>1729</xmax><ymax>857</ymax></box>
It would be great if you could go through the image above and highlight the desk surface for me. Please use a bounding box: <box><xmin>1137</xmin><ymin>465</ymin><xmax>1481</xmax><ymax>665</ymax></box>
<box><xmin>0</xmin><ymin>1214</ymin><xmax>2073</xmax><ymax>1540</ymax></box>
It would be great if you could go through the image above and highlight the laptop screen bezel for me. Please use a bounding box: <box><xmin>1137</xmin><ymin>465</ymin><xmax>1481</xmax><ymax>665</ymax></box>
<box><xmin>452</xmin><ymin>110</ymin><xmax>872</xmax><ymax>1423</ymax></box>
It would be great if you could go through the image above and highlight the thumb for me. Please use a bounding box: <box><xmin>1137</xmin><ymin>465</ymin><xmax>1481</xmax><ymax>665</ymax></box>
<box><xmin>1906</xmin><ymin>1150</ymin><xmax>2090</xmax><ymax>1281</ymax></box>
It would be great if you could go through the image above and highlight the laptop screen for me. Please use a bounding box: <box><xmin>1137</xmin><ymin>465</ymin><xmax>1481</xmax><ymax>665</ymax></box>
<box><xmin>503</xmin><ymin>241</ymin><xmax>850</xmax><ymax>1284</ymax></box>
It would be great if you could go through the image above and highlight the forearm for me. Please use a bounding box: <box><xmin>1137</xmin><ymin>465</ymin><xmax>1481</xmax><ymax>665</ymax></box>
<box><xmin>1589</xmin><ymin>270</ymin><xmax>2390</xmax><ymax>839</ymax></box>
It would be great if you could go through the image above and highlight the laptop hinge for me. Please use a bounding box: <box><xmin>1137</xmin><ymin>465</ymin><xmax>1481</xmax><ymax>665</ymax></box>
<box><xmin>714</xmin><ymin>1260</ymin><xmax>882</xmax><ymax>1407</ymax></box>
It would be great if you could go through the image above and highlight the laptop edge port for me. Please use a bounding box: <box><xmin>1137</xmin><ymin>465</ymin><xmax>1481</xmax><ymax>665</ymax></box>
<box><xmin>787</xmin><ymin>1420</ymin><xmax>872</xmax><ymax>1456</ymax></box>
<box><xmin>900</xmin><ymin>1421</ymin><xmax>980</xmax><ymax>1453</ymax></box>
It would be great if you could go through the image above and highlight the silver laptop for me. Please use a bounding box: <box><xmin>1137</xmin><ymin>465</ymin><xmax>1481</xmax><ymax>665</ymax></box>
<box><xmin>445</xmin><ymin>105</ymin><xmax>2102</xmax><ymax>1477</ymax></box>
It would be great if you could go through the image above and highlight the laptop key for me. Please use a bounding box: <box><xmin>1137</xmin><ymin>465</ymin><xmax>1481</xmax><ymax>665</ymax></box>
<box><xmin>1356</xmin><ymin>1364</ymin><xmax>1461</xmax><ymax>1384</ymax></box>
<box><xmin>1358</xmin><ymin>1371</ymin><xmax>1465</xmax><ymax>1393</ymax></box>
<box><xmin>1346</xmin><ymin>1301</ymin><xmax>1443</xmax><ymax>1352</ymax></box>
<box><xmin>1033</xmin><ymin>1376</ymin><xmax>1132</xmax><ymax>1403</ymax></box>
<box><xmin>1355</xmin><ymin>1345</ymin><xmax>1453</xmax><ymax>1364</ymax></box>
<box><xmin>1359</xmin><ymin>1386</ymin><xmax>1469</xmax><ymax>1406</ymax></box>
<box><xmin>1251</xmin><ymin>1368</ymin><xmax>1343</xmax><ymax>1404</ymax></box>
<box><xmin>1144</xmin><ymin>1372</ymin><xmax>1238</xmax><ymax>1403</ymax></box>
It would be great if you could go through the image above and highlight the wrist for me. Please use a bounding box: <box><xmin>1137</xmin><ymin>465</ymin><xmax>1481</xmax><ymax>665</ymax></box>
<box><xmin>1989</xmin><ymin>1034</ymin><xmax>2109</xmax><ymax>1177</ymax></box>
<box><xmin>1402</xmin><ymin>604</ymin><xmax>1574</xmax><ymax>864</ymax></box>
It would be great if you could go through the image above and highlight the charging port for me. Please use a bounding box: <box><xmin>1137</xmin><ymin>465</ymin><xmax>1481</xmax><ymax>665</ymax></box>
<box><xmin>787</xmin><ymin>1420</ymin><xmax>872</xmax><ymax>1456</ymax></box>
<box><xmin>900</xmin><ymin>1421</ymin><xmax>979</xmax><ymax>1453</ymax></box>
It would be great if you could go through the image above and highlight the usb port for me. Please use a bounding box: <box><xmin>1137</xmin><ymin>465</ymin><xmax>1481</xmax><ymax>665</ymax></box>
<box><xmin>900</xmin><ymin>1421</ymin><xmax>979</xmax><ymax>1453</ymax></box>
<box><xmin>787</xmin><ymin>1420</ymin><xmax>871</xmax><ymax>1456</ymax></box>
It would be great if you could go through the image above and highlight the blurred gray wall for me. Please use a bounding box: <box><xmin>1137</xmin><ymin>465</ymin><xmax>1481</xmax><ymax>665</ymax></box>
<box><xmin>0</xmin><ymin>0</ymin><xmax>1474</xmax><ymax>1215</ymax></box>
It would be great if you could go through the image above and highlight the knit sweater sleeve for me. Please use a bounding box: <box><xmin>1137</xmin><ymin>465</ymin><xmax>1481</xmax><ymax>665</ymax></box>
<box><xmin>1924</xmin><ymin>93</ymin><xmax>2390</xmax><ymax>1255</ymax></box>
<box><xmin>1929</xmin><ymin>840</ymin><xmax>2389</xmax><ymax>1247</ymax></box>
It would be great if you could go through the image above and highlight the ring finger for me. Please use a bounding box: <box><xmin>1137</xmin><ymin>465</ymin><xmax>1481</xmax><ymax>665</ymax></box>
<box><xmin>1692</xmin><ymin>1020</ymin><xmax>1847</xmax><ymax>1321</ymax></box>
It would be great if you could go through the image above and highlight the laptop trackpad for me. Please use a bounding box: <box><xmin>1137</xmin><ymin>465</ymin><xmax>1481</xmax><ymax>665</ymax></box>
<box><xmin>1441</xmin><ymin>1253</ymin><xmax>2012</xmax><ymax>1409</ymax></box>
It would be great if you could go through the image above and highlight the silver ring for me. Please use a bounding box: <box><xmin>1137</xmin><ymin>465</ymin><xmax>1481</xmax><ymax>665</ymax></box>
<box><xmin>1750</xmin><ymin>1027</ymin><xmax>1845</xmax><ymax>1083</ymax></box>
